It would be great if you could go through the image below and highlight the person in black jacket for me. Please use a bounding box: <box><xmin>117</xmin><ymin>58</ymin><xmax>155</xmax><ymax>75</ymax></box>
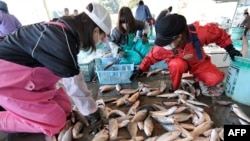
<box><xmin>0</xmin><ymin>2</ymin><xmax>112</xmax><ymax>139</ymax></box>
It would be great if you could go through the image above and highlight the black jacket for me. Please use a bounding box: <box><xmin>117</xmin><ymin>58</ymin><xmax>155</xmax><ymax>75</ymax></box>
<box><xmin>0</xmin><ymin>21</ymin><xmax>80</xmax><ymax>77</ymax></box>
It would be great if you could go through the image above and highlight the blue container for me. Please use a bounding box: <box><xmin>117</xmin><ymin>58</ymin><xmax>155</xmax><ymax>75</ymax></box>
<box><xmin>79</xmin><ymin>60</ymin><xmax>95</xmax><ymax>82</ymax></box>
<box><xmin>225</xmin><ymin>56</ymin><xmax>250</xmax><ymax>106</ymax></box>
<box><xmin>100</xmin><ymin>57</ymin><xmax>119</xmax><ymax>66</ymax></box>
<box><xmin>230</xmin><ymin>27</ymin><xmax>244</xmax><ymax>40</ymax></box>
<box><xmin>96</xmin><ymin>64</ymin><xmax>134</xmax><ymax>84</ymax></box>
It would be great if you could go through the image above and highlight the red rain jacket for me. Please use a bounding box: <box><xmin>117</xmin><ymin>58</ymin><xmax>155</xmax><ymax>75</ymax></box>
<box><xmin>139</xmin><ymin>22</ymin><xmax>231</xmax><ymax>89</ymax></box>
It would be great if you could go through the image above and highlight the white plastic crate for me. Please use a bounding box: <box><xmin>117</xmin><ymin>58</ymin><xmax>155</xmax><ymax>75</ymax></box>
<box><xmin>96</xmin><ymin>64</ymin><xmax>134</xmax><ymax>84</ymax></box>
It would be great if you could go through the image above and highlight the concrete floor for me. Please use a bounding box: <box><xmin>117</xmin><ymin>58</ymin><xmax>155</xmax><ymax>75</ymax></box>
<box><xmin>0</xmin><ymin>67</ymin><xmax>249</xmax><ymax>141</ymax></box>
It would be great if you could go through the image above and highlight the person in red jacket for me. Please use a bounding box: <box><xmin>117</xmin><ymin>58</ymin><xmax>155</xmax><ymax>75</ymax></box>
<box><xmin>130</xmin><ymin>13</ymin><xmax>242</xmax><ymax>96</ymax></box>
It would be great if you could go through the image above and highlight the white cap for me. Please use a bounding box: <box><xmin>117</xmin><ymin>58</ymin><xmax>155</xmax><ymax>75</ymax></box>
<box><xmin>84</xmin><ymin>2</ymin><xmax>112</xmax><ymax>34</ymax></box>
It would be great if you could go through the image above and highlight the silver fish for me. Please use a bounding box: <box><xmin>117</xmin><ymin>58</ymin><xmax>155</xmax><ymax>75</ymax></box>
<box><xmin>231</xmin><ymin>104</ymin><xmax>250</xmax><ymax>123</ymax></box>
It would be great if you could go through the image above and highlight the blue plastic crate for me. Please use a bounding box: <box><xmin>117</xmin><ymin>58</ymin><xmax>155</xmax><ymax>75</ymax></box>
<box><xmin>79</xmin><ymin>60</ymin><xmax>95</xmax><ymax>82</ymax></box>
<box><xmin>96</xmin><ymin>64</ymin><xmax>134</xmax><ymax>84</ymax></box>
<box><xmin>150</xmin><ymin>60</ymin><xmax>168</xmax><ymax>71</ymax></box>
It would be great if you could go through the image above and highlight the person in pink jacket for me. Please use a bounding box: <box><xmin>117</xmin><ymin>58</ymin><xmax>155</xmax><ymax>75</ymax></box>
<box><xmin>0</xmin><ymin>2</ymin><xmax>112</xmax><ymax>139</ymax></box>
<box><xmin>130</xmin><ymin>13</ymin><xmax>242</xmax><ymax>96</ymax></box>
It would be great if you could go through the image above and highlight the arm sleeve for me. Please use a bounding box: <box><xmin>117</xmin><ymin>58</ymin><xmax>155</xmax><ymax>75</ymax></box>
<box><xmin>201</xmin><ymin>23</ymin><xmax>232</xmax><ymax>49</ymax></box>
<box><xmin>60</xmin><ymin>72</ymin><xmax>97</xmax><ymax>116</ymax></box>
<box><xmin>139</xmin><ymin>46</ymin><xmax>173</xmax><ymax>71</ymax></box>
<box><xmin>108</xmin><ymin>27</ymin><xmax>121</xmax><ymax>46</ymax></box>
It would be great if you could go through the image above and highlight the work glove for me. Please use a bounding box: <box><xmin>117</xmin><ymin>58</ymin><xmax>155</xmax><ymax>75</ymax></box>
<box><xmin>117</xmin><ymin>48</ymin><xmax>125</xmax><ymax>57</ymax></box>
<box><xmin>225</xmin><ymin>44</ymin><xmax>242</xmax><ymax>61</ymax></box>
<box><xmin>142</xmin><ymin>33</ymin><xmax>148</xmax><ymax>44</ymax></box>
<box><xmin>168</xmin><ymin>84</ymin><xmax>175</xmax><ymax>93</ymax></box>
<box><xmin>129</xmin><ymin>69</ymin><xmax>143</xmax><ymax>81</ymax></box>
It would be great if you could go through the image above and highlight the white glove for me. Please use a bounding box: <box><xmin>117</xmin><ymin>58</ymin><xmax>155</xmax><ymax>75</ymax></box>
<box><xmin>60</xmin><ymin>72</ymin><xmax>97</xmax><ymax>116</ymax></box>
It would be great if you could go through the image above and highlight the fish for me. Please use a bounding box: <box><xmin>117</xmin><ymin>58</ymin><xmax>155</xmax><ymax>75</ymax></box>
<box><xmin>131</xmin><ymin>109</ymin><xmax>149</xmax><ymax>122</ymax></box>
<box><xmin>161</xmin><ymin>70</ymin><xmax>170</xmax><ymax>75</ymax></box>
<box><xmin>137</xmin><ymin>121</ymin><xmax>144</xmax><ymax>131</ymax></box>
<box><xmin>169</xmin><ymin>113</ymin><xmax>193</xmax><ymax>122</ymax></box>
<box><xmin>114</xmin><ymin>95</ymin><xmax>130</xmax><ymax>107</ymax></box>
<box><xmin>127</xmin><ymin>100</ymin><xmax>140</xmax><ymax>116</ymax></box>
<box><xmin>118</xmin><ymin>119</ymin><xmax>130</xmax><ymax>128</ymax></box>
<box><xmin>144</xmin><ymin>115</ymin><xmax>154</xmax><ymax>137</ymax></box>
<box><xmin>215</xmin><ymin>100</ymin><xmax>232</xmax><ymax>106</ymax></box>
<box><xmin>57</xmin><ymin>120</ymin><xmax>72</xmax><ymax>141</ymax></box>
<box><xmin>150</xmin><ymin>106</ymin><xmax>178</xmax><ymax>116</ymax></box>
<box><xmin>159</xmin><ymin>80</ymin><xmax>167</xmax><ymax>93</ymax></box>
<box><xmin>146</xmin><ymin>68</ymin><xmax>163</xmax><ymax>77</ymax></box>
<box><xmin>162</xmin><ymin>123</ymin><xmax>182</xmax><ymax>132</ymax></box>
<box><xmin>219</xmin><ymin>128</ymin><xmax>224</xmax><ymax>141</ymax></box>
<box><xmin>193</xmin><ymin>110</ymin><xmax>205</xmax><ymax>126</ymax></box>
<box><xmin>174</xmin><ymin>90</ymin><xmax>195</xmax><ymax>100</ymax></box>
<box><xmin>120</xmin><ymin>88</ymin><xmax>139</xmax><ymax>95</ymax></box>
<box><xmin>138</xmin><ymin>81</ymin><xmax>152</xmax><ymax>88</ymax></box>
<box><xmin>162</xmin><ymin>101</ymin><xmax>179</xmax><ymax>107</ymax></box>
<box><xmin>116</xmin><ymin>115</ymin><xmax>133</xmax><ymax>123</ymax></box>
<box><xmin>109</xmin><ymin>118</ymin><xmax>119</xmax><ymax>140</ymax></box>
<box><xmin>239</xmin><ymin>118</ymin><xmax>250</xmax><ymax>125</ymax></box>
<box><xmin>179</xmin><ymin>98</ymin><xmax>204</xmax><ymax>112</ymax></box>
<box><xmin>61</xmin><ymin>127</ymin><xmax>73</xmax><ymax>141</ymax></box>
<box><xmin>127</xmin><ymin>121</ymin><xmax>138</xmax><ymax>139</ymax></box>
<box><xmin>174</xmin><ymin>106</ymin><xmax>188</xmax><ymax>114</ymax></box>
<box><xmin>156</xmin><ymin>93</ymin><xmax>179</xmax><ymax>98</ymax></box>
<box><xmin>231</xmin><ymin>104</ymin><xmax>250</xmax><ymax>123</ymax></box>
<box><xmin>156</xmin><ymin>130</ymin><xmax>181</xmax><ymax>141</ymax></box>
<box><xmin>72</xmin><ymin>121</ymin><xmax>84</xmax><ymax>139</ymax></box>
<box><xmin>99</xmin><ymin>85</ymin><xmax>116</xmax><ymax>93</ymax></box>
<box><xmin>151</xmin><ymin>114</ymin><xmax>176</xmax><ymax>124</ymax></box>
<box><xmin>107</xmin><ymin>109</ymin><xmax>126</xmax><ymax>118</ymax></box>
<box><xmin>116</xmin><ymin>84</ymin><xmax>122</xmax><ymax>92</ymax></box>
<box><xmin>186</xmin><ymin>99</ymin><xmax>209</xmax><ymax>107</ymax></box>
<box><xmin>92</xmin><ymin>127</ymin><xmax>109</xmax><ymax>141</ymax></box>
<box><xmin>209</xmin><ymin>128</ymin><xmax>220</xmax><ymax>141</ymax></box>
<box><xmin>191</xmin><ymin>121</ymin><xmax>213</xmax><ymax>138</ymax></box>
<box><xmin>147</xmin><ymin>90</ymin><xmax>162</xmax><ymax>96</ymax></box>
<box><xmin>125</xmin><ymin>92</ymin><xmax>140</xmax><ymax>105</ymax></box>
<box><xmin>179</xmin><ymin>123</ymin><xmax>195</xmax><ymax>130</ymax></box>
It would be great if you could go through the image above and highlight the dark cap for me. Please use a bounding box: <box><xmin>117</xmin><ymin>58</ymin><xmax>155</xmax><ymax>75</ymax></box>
<box><xmin>0</xmin><ymin>1</ymin><xmax>8</xmax><ymax>13</ymax></box>
<box><xmin>154</xmin><ymin>14</ymin><xmax>187</xmax><ymax>46</ymax></box>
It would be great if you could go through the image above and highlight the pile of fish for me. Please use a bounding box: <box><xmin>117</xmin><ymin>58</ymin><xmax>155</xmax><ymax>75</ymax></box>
<box><xmin>92</xmin><ymin>80</ymin><xmax>227</xmax><ymax>141</ymax></box>
<box><xmin>55</xmin><ymin>69</ymin><xmax>250</xmax><ymax>141</ymax></box>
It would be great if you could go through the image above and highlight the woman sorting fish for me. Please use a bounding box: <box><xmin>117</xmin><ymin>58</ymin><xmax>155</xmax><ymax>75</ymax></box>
<box><xmin>0</xmin><ymin>2</ymin><xmax>112</xmax><ymax>139</ymax></box>
<box><xmin>130</xmin><ymin>13</ymin><xmax>242</xmax><ymax>96</ymax></box>
<box><xmin>108</xmin><ymin>6</ymin><xmax>152</xmax><ymax>65</ymax></box>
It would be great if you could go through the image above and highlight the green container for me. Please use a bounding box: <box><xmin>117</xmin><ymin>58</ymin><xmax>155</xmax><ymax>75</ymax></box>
<box><xmin>225</xmin><ymin>56</ymin><xmax>250</xmax><ymax>106</ymax></box>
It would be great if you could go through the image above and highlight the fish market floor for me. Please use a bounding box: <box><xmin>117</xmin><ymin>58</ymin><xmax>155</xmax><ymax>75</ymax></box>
<box><xmin>0</xmin><ymin>67</ymin><xmax>249</xmax><ymax>141</ymax></box>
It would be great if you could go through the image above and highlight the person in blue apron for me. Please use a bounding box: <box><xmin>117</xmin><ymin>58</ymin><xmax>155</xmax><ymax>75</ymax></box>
<box><xmin>108</xmin><ymin>6</ymin><xmax>153</xmax><ymax>65</ymax></box>
<box><xmin>0</xmin><ymin>2</ymin><xmax>112</xmax><ymax>139</ymax></box>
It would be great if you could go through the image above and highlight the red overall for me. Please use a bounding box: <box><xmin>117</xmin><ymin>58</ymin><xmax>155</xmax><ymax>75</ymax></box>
<box><xmin>139</xmin><ymin>22</ymin><xmax>232</xmax><ymax>90</ymax></box>
<box><xmin>0</xmin><ymin>59</ymin><xmax>72</xmax><ymax>136</ymax></box>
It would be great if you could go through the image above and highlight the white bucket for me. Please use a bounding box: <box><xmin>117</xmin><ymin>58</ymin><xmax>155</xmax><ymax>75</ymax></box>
<box><xmin>225</xmin><ymin>56</ymin><xmax>250</xmax><ymax>106</ymax></box>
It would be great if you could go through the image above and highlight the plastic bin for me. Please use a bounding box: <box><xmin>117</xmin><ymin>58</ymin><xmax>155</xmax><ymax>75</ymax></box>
<box><xmin>150</xmin><ymin>60</ymin><xmax>168</xmax><ymax>71</ymax></box>
<box><xmin>225</xmin><ymin>56</ymin><xmax>250</xmax><ymax>106</ymax></box>
<box><xmin>100</xmin><ymin>57</ymin><xmax>119</xmax><ymax>66</ymax></box>
<box><xmin>230</xmin><ymin>27</ymin><xmax>244</xmax><ymax>40</ymax></box>
<box><xmin>96</xmin><ymin>64</ymin><xmax>134</xmax><ymax>84</ymax></box>
<box><xmin>79</xmin><ymin>60</ymin><xmax>95</xmax><ymax>82</ymax></box>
